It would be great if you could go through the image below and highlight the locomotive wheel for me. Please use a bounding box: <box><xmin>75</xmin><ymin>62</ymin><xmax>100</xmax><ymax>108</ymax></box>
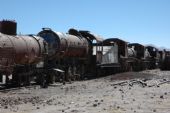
<box><xmin>129</xmin><ymin>65</ymin><xmax>133</xmax><ymax>72</ymax></box>
<box><xmin>37</xmin><ymin>73</ymin><xmax>48</xmax><ymax>88</ymax></box>
<box><xmin>17</xmin><ymin>74</ymin><xmax>22</xmax><ymax>86</ymax></box>
<box><xmin>40</xmin><ymin>74</ymin><xmax>46</xmax><ymax>88</ymax></box>
<box><xmin>12</xmin><ymin>74</ymin><xmax>21</xmax><ymax>87</ymax></box>
<box><xmin>25</xmin><ymin>75</ymin><xmax>31</xmax><ymax>86</ymax></box>
<box><xmin>67</xmin><ymin>66</ymin><xmax>72</xmax><ymax>83</ymax></box>
<box><xmin>126</xmin><ymin>63</ymin><xmax>132</xmax><ymax>72</ymax></box>
<box><xmin>48</xmin><ymin>71</ymin><xmax>55</xmax><ymax>84</ymax></box>
<box><xmin>5</xmin><ymin>75</ymin><xmax>10</xmax><ymax>87</ymax></box>
<box><xmin>80</xmin><ymin>65</ymin><xmax>85</xmax><ymax>79</ymax></box>
<box><xmin>12</xmin><ymin>74</ymin><xmax>31</xmax><ymax>87</ymax></box>
<box><xmin>0</xmin><ymin>74</ymin><xmax>2</xmax><ymax>82</ymax></box>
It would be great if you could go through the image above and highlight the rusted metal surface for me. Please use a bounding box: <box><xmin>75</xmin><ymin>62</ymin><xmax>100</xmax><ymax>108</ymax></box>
<box><xmin>59</xmin><ymin>33</ymin><xmax>88</xmax><ymax>57</ymax></box>
<box><xmin>38</xmin><ymin>28</ymin><xmax>89</xmax><ymax>58</ymax></box>
<box><xmin>0</xmin><ymin>33</ymin><xmax>46</xmax><ymax>73</ymax></box>
<box><xmin>0</xmin><ymin>33</ymin><xmax>15</xmax><ymax>74</ymax></box>
<box><xmin>0</xmin><ymin>20</ymin><xmax>17</xmax><ymax>35</ymax></box>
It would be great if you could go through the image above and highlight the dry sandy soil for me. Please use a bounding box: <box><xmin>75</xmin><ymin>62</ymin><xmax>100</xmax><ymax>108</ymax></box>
<box><xmin>1</xmin><ymin>69</ymin><xmax>170</xmax><ymax>113</ymax></box>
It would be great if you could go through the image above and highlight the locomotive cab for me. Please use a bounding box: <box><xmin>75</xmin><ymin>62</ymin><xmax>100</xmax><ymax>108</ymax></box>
<box><xmin>145</xmin><ymin>46</ymin><xmax>160</xmax><ymax>69</ymax></box>
<box><xmin>94</xmin><ymin>40</ymin><xmax>119</xmax><ymax>65</ymax></box>
<box><xmin>128</xmin><ymin>43</ymin><xmax>145</xmax><ymax>59</ymax></box>
<box><xmin>94</xmin><ymin>42</ymin><xmax>119</xmax><ymax>75</ymax></box>
<box><xmin>128</xmin><ymin>43</ymin><xmax>147</xmax><ymax>70</ymax></box>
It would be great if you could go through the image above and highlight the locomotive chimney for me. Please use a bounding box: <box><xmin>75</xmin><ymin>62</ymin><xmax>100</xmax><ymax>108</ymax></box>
<box><xmin>0</xmin><ymin>20</ymin><xmax>17</xmax><ymax>35</ymax></box>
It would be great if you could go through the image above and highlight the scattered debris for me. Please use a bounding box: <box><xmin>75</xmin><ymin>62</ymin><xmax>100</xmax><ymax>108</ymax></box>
<box><xmin>111</xmin><ymin>79</ymin><xmax>147</xmax><ymax>87</ymax></box>
<box><xmin>160</xmin><ymin>95</ymin><xmax>164</xmax><ymax>99</ymax></box>
<box><xmin>157</xmin><ymin>80</ymin><xmax>170</xmax><ymax>86</ymax></box>
<box><xmin>0</xmin><ymin>70</ymin><xmax>170</xmax><ymax>113</ymax></box>
<box><xmin>93</xmin><ymin>103</ymin><xmax>98</xmax><ymax>107</ymax></box>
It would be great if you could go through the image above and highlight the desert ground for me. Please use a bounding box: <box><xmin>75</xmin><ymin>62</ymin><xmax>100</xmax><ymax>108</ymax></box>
<box><xmin>1</xmin><ymin>69</ymin><xmax>170</xmax><ymax>113</ymax></box>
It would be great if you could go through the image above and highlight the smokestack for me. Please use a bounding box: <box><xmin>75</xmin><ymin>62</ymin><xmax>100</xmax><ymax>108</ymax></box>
<box><xmin>0</xmin><ymin>20</ymin><xmax>17</xmax><ymax>35</ymax></box>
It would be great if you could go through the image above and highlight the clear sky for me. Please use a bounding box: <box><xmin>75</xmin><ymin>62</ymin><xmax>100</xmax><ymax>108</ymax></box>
<box><xmin>1</xmin><ymin>0</ymin><xmax>170</xmax><ymax>48</ymax></box>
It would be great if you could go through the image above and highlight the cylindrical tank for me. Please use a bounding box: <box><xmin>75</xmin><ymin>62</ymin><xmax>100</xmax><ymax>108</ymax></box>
<box><xmin>0</xmin><ymin>33</ymin><xmax>47</xmax><ymax>70</ymax></box>
<box><xmin>0</xmin><ymin>20</ymin><xmax>17</xmax><ymax>35</ymax></box>
<box><xmin>38</xmin><ymin>28</ymin><xmax>89</xmax><ymax>58</ymax></box>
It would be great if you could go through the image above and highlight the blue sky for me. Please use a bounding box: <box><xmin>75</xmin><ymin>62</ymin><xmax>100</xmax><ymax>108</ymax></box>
<box><xmin>1</xmin><ymin>0</ymin><xmax>170</xmax><ymax>48</ymax></box>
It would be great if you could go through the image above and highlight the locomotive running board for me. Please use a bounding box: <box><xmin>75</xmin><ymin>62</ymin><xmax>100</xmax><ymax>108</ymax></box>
<box><xmin>97</xmin><ymin>63</ymin><xmax>121</xmax><ymax>68</ymax></box>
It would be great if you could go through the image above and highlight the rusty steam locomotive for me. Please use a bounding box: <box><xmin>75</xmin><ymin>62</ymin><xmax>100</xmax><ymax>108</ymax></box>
<box><xmin>0</xmin><ymin>20</ymin><xmax>169</xmax><ymax>87</ymax></box>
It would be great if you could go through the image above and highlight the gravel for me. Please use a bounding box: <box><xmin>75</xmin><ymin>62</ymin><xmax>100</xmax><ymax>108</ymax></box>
<box><xmin>1</xmin><ymin>69</ymin><xmax>170</xmax><ymax>113</ymax></box>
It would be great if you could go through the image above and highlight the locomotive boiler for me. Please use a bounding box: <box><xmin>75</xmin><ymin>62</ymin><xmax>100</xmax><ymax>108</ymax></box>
<box><xmin>38</xmin><ymin>28</ymin><xmax>89</xmax><ymax>59</ymax></box>
<box><xmin>38</xmin><ymin>28</ymin><xmax>91</xmax><ymax>82</ymax></box>
<box><xmin>0</xmin><ymin>20</ymin><xmax>47</xmax><ymax>85</ymax></box>
<box><xmin>0</xmin><ymin>33</ymin><xmax>46</xmax><ymax>66</ymax></box>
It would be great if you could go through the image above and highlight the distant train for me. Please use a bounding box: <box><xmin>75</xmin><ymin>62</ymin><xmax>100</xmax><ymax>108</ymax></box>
<box><xmin>0</xmin><ymin>20</ymin><xmax>169</xmax><ymax>87</ymax></box>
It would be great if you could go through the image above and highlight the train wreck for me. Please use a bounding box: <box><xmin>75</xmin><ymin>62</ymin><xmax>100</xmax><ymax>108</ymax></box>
<box><xmin>0</xmin><ymin>20</ymin><xmax>170</xmax><ymax>87</ymax></box>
